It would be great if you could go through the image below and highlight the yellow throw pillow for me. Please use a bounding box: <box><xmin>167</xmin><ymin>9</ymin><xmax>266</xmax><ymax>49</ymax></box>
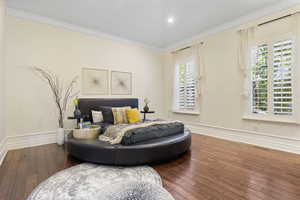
<box><xmin>126</xmin><ymin>108</ymin><xmax>141</xmax><ymax>124</ymax></box>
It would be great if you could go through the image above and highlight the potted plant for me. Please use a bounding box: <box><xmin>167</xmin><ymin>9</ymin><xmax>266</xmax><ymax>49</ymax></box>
<box><xmin>33</xmin><ymin>67</ymin><xmax>78</xmax><ymax>145</ymax></box>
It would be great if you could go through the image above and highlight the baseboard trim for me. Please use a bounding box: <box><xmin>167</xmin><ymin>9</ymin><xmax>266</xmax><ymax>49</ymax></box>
<box><xmin>0</xmin><ymin>137</ymin><xmax>8</xmax><ymax>166</ymax></box>
<box><xmin>185</xmin><ymin>121</ymin><xmax>300</xmax><ymax>155</ymax></box>
<box><xmin>0</xmin><ymin>130</ymin><xmax>74</xmax><ymax>165</ymax></box>
<box><xmin>6</xmin><ymin>131</ymin><xmax>57</xmax><ymax>150</ymax></box>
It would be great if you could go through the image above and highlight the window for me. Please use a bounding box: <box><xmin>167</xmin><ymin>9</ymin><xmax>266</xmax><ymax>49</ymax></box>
<box><xmin>250</xmin><ymin>39</ymin><xmax>294</xmax><ymax>117</ymax></box>
<box><xmin>252</xmin><ymin>44</ymin><xmax>268</xmax><ymax>114</ymax></box>
<box><xmin>172</xmin><ymin>44</ymin><xmax>203</xmax><ymax>114</ymax></box>
<box><xmin>273</xmin><ymin>40</ymin><xmax>293</xmax><ymax>115</ymax></box>
<box><xmin>175</xmin><ymin>60</ymin><xmax>197</xmax><ymax>112</ymax></box>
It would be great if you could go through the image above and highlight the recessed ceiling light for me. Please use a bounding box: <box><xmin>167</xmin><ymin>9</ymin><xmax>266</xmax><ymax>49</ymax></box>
<box><xmin>167</xmin><ymin>17</ymin><xmax>174</xmax><ymax>24</ymax></box>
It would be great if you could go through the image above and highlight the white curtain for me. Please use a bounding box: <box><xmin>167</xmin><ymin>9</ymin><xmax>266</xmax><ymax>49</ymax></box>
<box><xmin>171</xmin><ymin>43</ymin><xmax>205</xmax><ymax>111</ymax></box>
<box><xmin>291</xmin><ymin>12</ymin><xmax>300</xmax><ymax>121</ymax></box>
<box><xmin>237</xmin><ymin>26</ymin><xmax>256</xmax><ymax>99</ymax></box>
<box><xmin>291</xmin><ymin>12</ymin><xmax>300</xmax><ymax>35</ymax></box>
<box><xmin>194</xmin><ymin>43</ymin><xmax>205</xmax><ymax>101</ymax></box>
<box><xmin>291</xmin><ymin>12</ymin><xmax>300</xmax><ymax>66</ymax></box>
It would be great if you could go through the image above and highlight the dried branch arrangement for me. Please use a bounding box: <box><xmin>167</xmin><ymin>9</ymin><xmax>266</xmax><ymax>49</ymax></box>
<box><xmin>33</xmin><ymin>67</ymin><xmax>79</xmax><ymax>128</ymax></box>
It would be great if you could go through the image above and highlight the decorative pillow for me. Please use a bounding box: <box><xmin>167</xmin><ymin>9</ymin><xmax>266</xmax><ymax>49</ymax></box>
<box><xmin>91</xmin><ymin>110</ymin><xmax>103</xmax><ymax>123</ymax></box>
<box><xmin>126</xmin><ymin>108</ymin><xmax>141</xmax><ymax>124</ymax></box>
<box><xmin>112</xmin><ymin>107</ymin><xmax>131</xmax><ymax>124</ymax></box>
<box><xmin>99</xmin><ymin>106</ymin><xmax>114</xmax><ymax>124</ymax></box>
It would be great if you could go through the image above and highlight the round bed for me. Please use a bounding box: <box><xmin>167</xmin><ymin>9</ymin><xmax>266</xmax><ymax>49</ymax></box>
<box><xmin>67</xmin><ymin>128</ymin><xmax>191</xmax><ymax>166</ymax></box>
<box><xmin>66</xmin><ymin>98</ymin><xmax>191</xmax><ymax>166</ymax></box>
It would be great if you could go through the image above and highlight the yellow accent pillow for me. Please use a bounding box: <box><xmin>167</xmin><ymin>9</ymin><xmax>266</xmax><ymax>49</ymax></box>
<box><xmin>126</xmin><ymin>109</ymin><xmax>141</xmax><ymax>123</ymax></box>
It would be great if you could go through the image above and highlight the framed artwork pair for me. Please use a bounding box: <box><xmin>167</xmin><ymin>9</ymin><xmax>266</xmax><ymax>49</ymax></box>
<box><xmin>82</xmin><ymin>68</ymin><xmax>132</xmax><ymax>95</ymax></box>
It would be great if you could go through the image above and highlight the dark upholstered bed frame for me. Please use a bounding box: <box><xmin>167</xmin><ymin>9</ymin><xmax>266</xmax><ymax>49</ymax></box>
<box><xmin>78</xmin><ymin>98</ymin><xmax>139</xmax><ymax>122</ymax></box>
<box><xmin>67</xmin><ymin>98</ymin><xmax>191</xmax><ymax>166</ymax></box>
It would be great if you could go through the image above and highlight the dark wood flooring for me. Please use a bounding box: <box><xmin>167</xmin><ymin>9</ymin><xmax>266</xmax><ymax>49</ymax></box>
<box><xmin>0</xmin><ymin>134</ymin><xmax>300</xmax><ymax>200</ymax></box>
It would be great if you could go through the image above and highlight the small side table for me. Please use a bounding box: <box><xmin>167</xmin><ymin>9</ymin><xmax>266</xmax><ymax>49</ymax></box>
<box><xmin>67</xmin><ymin>116</ymin><xmax>81</xmax><ymax>126</ymax></box>
<box><xmin>140</xmin><ymin>111</ymin><xmax>155</xmax><ymax>122</ymax></box>
<box><xmin>68</xmin><ymin>115</ymin><xmax>87</xmax><ymax>128</ymax></box>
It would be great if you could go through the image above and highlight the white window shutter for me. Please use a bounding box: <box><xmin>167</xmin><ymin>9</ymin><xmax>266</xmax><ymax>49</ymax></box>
<box><xmin>251</xmin><ymin>44</ymin><xmax>268</xmax><ymax>114</ymax></box>
<box><xmin>177</xmin><ymin>61</ymin><xmax>196</xmax><ymax>111</ymax></box>
<box><xmin>272</xmin><ymin>40</ymin><xmax>293</xmax><ymax>115</ymax></box>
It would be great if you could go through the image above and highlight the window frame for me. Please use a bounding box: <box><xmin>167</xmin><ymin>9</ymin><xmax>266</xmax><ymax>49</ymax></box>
<box><xmin>173</xmin><ymin>57</ymin><xmax>199</xmax><ymax>115</ymax></box>
<box><xmin>244</xmin><ymin>33</ymin><xmax>297</xmax><ymax>123</ymax></box>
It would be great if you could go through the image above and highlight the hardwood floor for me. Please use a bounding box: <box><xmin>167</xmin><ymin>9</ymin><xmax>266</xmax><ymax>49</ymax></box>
<box><xmin>0</xmin><ymin>134</ymin><xmax>300</xmax><ymax>200</ymax></box>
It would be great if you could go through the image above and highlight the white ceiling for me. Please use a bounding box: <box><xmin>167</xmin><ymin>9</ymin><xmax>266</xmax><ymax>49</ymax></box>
<box><xmin>6</xmin><ymin>0</ymin><xmax>299</xmax><ymax>49</ymax></box>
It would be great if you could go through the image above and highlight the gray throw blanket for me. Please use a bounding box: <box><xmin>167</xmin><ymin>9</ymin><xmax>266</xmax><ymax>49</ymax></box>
<box><xmin>99</xmin><ymin>120</ymin><xmax>181</xmax><ymax>145</ymax></box>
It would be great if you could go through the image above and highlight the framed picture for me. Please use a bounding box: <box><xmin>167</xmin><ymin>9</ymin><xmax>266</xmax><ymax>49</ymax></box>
<box><xmin>111</xmin><ymin>71</ymin><xmax>132</xmax><ymax>95</ymax></box>
<box><xmin>82</xmin><ymin>68</ymin><xmax>109</xmax><ymax>95</ymax></box>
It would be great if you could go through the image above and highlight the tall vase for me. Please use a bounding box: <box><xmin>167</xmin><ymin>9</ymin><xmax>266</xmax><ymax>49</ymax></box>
<box><xmin>143</xmin><ymin>103</ymin><xmax>149</xmax><ymax>112</ymax></box>
<box><xmin>74</xmin><ymin>106</ymin><xmax>81</xmax><ymax>119</ymax></box>
<box><xmin>56</xmin><ymin>128</ymin><xmax>65</xmax><ymax>145</ymax></box>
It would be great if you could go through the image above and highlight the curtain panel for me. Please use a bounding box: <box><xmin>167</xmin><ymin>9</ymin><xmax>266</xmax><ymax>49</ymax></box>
<box><xmin>237</xmin><ymin>26</ymin><xmax>256</xmax><ymax>99</ymax></box>
<box><xmin>291</xmin><ymin>12</ymin><xmax>300</xmax><ymax>122</ymax></box>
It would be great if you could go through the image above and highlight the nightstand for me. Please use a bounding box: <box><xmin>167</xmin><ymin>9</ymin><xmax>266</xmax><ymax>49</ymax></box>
<box><xmin>140</xmin><ymin>111</ymin><xmax>155</xmax><ymax>122</ymax></box>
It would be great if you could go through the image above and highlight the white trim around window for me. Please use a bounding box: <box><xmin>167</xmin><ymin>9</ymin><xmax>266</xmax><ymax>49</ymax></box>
<box><xmin>244</xmin><ymin>33</ymin><xmax>299</xmax><ymax>123</ymax></box>
<box><xmin>172</xmin><ymin>110</ymin><xmax>200</xmax><ymax>115</ymax></box>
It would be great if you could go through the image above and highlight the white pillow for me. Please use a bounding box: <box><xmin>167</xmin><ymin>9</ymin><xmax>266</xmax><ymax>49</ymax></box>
<box><xmin>92</xmin><ymin>110</ymin><xmax>103</xmax><ymax>123</ymax></box>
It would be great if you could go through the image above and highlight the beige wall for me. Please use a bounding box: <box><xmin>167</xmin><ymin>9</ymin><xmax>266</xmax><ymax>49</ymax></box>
<box><xmin>0</xmin><ymin>0</ymin><xmax>5</xmax><ymax>143</ymax></box>
<box><xmin>4</xmin><ymin>4</ymin><xmax>300</xmax><ymax>153</ymax></box>
<box><xmin>164</xmin><ymin>6</ymin><xmax>300</xmax><ymax>142</ymax></box>
<box><xmin>5</xmin><ymin>16</ymin><xmax>166</xmax><ymax>137</ymax></box>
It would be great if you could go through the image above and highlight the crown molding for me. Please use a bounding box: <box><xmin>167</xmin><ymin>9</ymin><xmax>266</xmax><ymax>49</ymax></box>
<box><xmin>6</xmin><ymin>7</ymin><xmax>164</xmax><ymax>53</ymax></box>
<box><xmin>164</xmin><ymin>0</ymin><xmax>300</xmax><ymax>52</ymax></box>
<box><xmin>6</xmin><ymin>1</ymin><xmax>300</xmax><ymax>54</ymax></box>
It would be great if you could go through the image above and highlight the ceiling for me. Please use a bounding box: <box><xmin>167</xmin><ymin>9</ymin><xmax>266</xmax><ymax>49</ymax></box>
<box><xmin>6</xmin><ymin>0</ymin><xmax>298</xmax><ymax>49</ymax></box>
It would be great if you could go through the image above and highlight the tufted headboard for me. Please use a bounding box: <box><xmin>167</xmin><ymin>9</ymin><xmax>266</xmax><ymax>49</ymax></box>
<box><xmin>78</xmin><ymin>98</ymin><xmax>139</xmax><ymax>121</ymax></box>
